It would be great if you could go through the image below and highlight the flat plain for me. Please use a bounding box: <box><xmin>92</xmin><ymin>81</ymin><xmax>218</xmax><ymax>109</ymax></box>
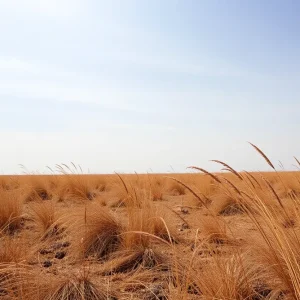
<box><xmin>1</xmin><ymin>161</ymin><xmax>300</xmax><ymax>299</ymax></box>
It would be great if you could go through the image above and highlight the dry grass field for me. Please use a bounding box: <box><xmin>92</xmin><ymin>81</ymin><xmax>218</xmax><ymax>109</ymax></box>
<box><xmin>1</xmin><ymin>148</ymin><xmax>300</xmax><ymax>299</ymax></box>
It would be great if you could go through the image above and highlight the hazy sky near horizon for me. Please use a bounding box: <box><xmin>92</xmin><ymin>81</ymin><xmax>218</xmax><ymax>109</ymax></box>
<box><xmin>0</xmin><ymin>0</ymin><xmax>299</xmax><ymax>174</ymax></box>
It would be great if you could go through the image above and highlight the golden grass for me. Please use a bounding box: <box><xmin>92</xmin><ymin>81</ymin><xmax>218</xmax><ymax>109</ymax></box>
<box><xmin>0</xmin><ymin>189</ymin><xmax>23</xmax><ymax>234</ymax></box>
<box><xmin>2</xmin><ymin>149</ymin><xmax>300</xmax><ymax>298</ymax></box>
<box><xmin>28</xmin><ymin>200</ymin><xmax>62</xmax><ymax>239</ymax></box>
<box><xmin>70</xmin><ymin>204</ymin><xmax>123</xmax><ymax>260</ymax></box>
<box><xmin>41</xmin><ymin>270</ymin><xmax>115</xmax><ymax>300</ymax></box>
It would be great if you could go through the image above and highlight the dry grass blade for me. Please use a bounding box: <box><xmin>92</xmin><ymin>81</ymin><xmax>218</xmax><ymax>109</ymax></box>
<box><xmin>188</xmin><ymin>166</ymin><xmax>222</xmax><ymax>183</ymax></box>
<box><xmin>262</xmin><ymin>176</ymin><xmax>284</xmax><ymax>209</ymax></box>
<box><xmin>61</xmin><ymin>163</ymin><xmax>74</xmax><ymax>174</ymax></box>
<box><xmin>243</xmin><ymin>170</ymin><xmax>261</xmax><ymax>189</ymax></box>
<box><xmin>165</xmin><ymin>206</ymin><xmax>191</xmax><ymax>229</ymax></box>
<box><xmin>248</xmin><ymin>142</ymin><xmax>275</xmax><ymax>170</ymax></box>
<box><xmin>120</xmin><ymin>231</ymin><xmax>172</xmax><ymax>247</ymax></box>
<box><xmin>166</xmin><ymin>177</ymin><xmax>210</xmax><ymax>209</ymax></box>
<box><xmin>159</xmin><ymin>217</ymin><xmax>173</xmax><ymax>245</ymax></box>
<box><xmin>55</xmin><ymin>164</ymin><xmax>68</xmax><ymax>175</ymax></box>
<box><xmin>278</xmin><ymin>160</ymin><xmax>284</xmax><ymax>170</ymax></box>
<box><xmin>294</xmin><ymin>157</ymin><xmax>300</xmax><ymax>167</ymax></box>
<box><xmin>71</xmin><ymin>162</ymin><xmax>78</xmax><ymax>173</ymax></box>
<box><xmin>115</xmin><ymin>172</ymin><xmax>129</xmax><ymax>195</ymax></box>
<box><xmin>221</xmin><ymin>177</ymin><xmax>241</xmax><ymax>195</ymax></box>
<box><xmin>211</xmin><ymin>160</ymin><xmax>243</xmax><ymax>180</ymax></box>
<box><xmin>242</xmin><ymin>173</ymin><xmax>256</xmax><ymax>189</ymax></box>
<box><xmin>102</xmin><ymin>247</ymin><xmax>168</xmax><ymax>275</ymax></box>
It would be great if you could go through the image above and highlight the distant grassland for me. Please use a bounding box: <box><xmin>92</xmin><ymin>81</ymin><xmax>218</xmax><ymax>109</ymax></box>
<box><xmin>1</xmin><ymin>151</ymin><xmax>300</xmax><ymax>299</ymax></box>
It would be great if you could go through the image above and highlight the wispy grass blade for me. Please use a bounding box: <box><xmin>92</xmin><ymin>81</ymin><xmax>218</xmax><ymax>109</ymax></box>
<box><xmin>248</xmin><ymin>142</ymin><xmax>275</xmax><ymax>170</ymax></box>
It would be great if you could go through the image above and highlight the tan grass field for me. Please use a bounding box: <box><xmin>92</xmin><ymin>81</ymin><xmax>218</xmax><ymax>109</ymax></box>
<box><xmin>1</xmin><ymin>151</ymin><xmax>300</xmax><ymax>299</ymax></box>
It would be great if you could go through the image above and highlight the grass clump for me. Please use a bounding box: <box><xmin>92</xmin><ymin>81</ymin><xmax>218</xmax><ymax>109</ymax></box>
<box><xmin>43</xmin><ymin>271</ymin><xmax>115</xmax><ymax>300</ymax></box>
<box><xmin>210</xmin><ymin>193</ymin><xmax>244</xmax><ymax>216</ymax></box>
<box><xmin>71</xmin><ymin>204</ymin><xmax>123</xmax><ymax>260</ymax></box>
<box><xmin>28</xmin><ymin>200</ymin><xmax>65</xmax><ymax>240</ymax></box>
<box><xmin>0</xmin><ymin>190</ymin><xmax>23</xmax><ymax>235</ymax></box>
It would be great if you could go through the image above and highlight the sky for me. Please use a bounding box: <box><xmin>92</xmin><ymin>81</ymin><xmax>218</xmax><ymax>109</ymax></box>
<box><xmin>0</xmin><ymin>0</ymin><xmax>300</xmax><ymax>174</ymax></box>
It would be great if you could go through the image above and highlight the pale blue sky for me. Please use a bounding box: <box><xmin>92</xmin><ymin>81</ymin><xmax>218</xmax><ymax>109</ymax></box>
<box><xmin>0</xmin><ymin>0</ymin><xmax>299</xmax><ymax>174</ymax></box>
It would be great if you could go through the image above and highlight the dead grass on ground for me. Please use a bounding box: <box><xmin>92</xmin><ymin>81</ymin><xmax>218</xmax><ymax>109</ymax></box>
<box><xmin>1</xmin><ymin>147</ymin><xmax>300</xmax><ymax>298</ymax></box>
